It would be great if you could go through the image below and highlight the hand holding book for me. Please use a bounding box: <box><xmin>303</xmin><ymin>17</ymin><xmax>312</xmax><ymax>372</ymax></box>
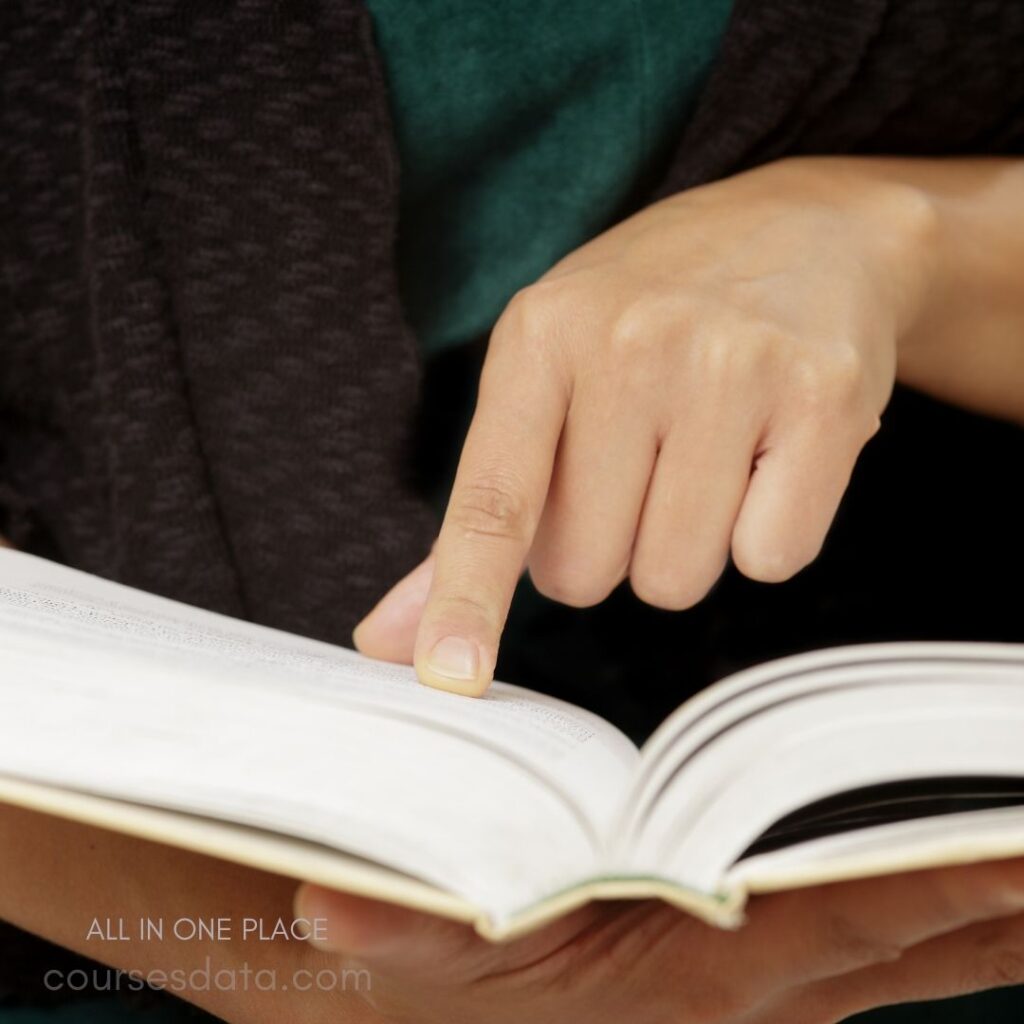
<box><xmin>292</xmin><ymin>861</ymin><xmax>1024</xmax><ymax>1024</ymax></box>
<box><xmin>6</xmin><ymin>796</ymin><xmax>1024</xmax><ymax>1024</ymax></box>
<box><xmin>4</xmin><ymin>551</ymin><xmax>1024</xmax><ymax>1021</ymax></box>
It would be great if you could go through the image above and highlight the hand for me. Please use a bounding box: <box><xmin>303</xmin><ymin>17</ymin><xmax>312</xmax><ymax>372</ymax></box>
<box><xmin>292</xmin><ymin>858</ymin><xmax>1024</xmax><ymax>1024</ymax></box>
<box><xmin>355</xmin><ymin>157</ymin><xmax>935</xmax><ymax>693</ymax></box>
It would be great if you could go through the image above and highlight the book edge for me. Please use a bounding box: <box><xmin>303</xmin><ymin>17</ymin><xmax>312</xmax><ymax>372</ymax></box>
<box><xmin>0</xmin><ymin>775</ymin><xmax>480</xmax><ymax>925</ymax></box>
<box><xmin>0</xmin><ymin>775</ymin><xmax>747</xmax><ymax>941</ymax></box>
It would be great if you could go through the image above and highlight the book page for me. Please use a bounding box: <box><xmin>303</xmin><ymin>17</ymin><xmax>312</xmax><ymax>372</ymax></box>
<box><xmin>621</xmin><ymin>650</ymin><xmax>1024</xmax><ymax>896</ymax></box>
<box><xmin>0</xmin><ymin>550</ymin><xmax>638</xmax><ymax>920</ymax></box>
<box><xmin>627</xmin><ymin>641</ymin><xmax>1024</xmax><ymax>837</ymax></box>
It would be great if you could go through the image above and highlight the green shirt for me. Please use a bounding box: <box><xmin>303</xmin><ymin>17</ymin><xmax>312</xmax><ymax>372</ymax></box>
<box><xmin>366</xmin><ymin>0</ymin><xmax>735</xmax><ymax>354</ymax></box>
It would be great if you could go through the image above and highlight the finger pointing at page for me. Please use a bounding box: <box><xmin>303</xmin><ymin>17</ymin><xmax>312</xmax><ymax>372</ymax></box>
<box><xmin>413</xmin><ymin>299</ymin><xmax>569</xmax><ymax>695</ymax></box>
<box><xmin>387</xmin><ymin>158</ymin><xmax>943</xmax><ymax>694</ymax></box>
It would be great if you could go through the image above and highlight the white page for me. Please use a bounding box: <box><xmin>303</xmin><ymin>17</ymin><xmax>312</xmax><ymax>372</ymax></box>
<box><xmin>0</xmin><ymin>550</ymin><xmax>638</xmax><ymax>918</ymax></box>
<box><xmin>626</xmin><ymin>641</ymin><xmax>1024</xmax><ymax>840</ymax></box>
<box><xmin>629</xmin><ymin>668</ymin><xmax>1024</xmax><ymax>894</ymax></box>
<box><xmin>728</xmin><ymin>805</ymin><xmax>1024</xmax><ymax>895</ymax></box>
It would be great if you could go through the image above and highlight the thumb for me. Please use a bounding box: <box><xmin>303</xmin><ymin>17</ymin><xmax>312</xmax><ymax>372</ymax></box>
<box><xmin>352</xmin><ymin>553</ymin><xmax>435</xmax><ymax>664</ymax></box>
<box><xmin>294</xmin><ymin>883</ymin><xmax>610</xmax><ymax>982</ymax></box>
<box><xmin>294</xmin><ymin>883</ymin><xmax>479</xmax><ymax>977</ymax></box>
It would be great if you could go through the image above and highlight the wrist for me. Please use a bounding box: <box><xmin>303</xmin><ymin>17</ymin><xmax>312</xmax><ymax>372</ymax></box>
<box><xmin>762</xmin><ymin>156</ymin><xmax>940</xmax><ymax>342</ymax></box>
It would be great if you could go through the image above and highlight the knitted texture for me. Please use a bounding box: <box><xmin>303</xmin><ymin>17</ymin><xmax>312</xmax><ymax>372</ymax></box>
<box><xmin>1</xmin><ymin>0</ymin><xmax>434</xmax><ymax>640</ymax></box>
<box><xmin>656</xmin><ymin>0</ymin><xmax>1024</xmax><ymax>197</ymax></box>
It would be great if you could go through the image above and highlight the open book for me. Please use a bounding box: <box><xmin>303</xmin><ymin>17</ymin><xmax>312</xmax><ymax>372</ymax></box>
<box><xmin>2</xmin><ymin>548</ymin><xmax>1024</xmax><ymax>939</ymax></box>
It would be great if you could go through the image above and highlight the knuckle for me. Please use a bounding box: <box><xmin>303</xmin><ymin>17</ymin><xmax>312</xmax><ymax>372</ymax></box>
<box><xmin>629</xmin><ymin>564</ymin><xmax>714</xmax><ymax>612</ymax></box>
<box><xmin>789</xmin><ymin>356</ymin><xmax>830</xmax><ymax>411</ymax></box>
<box><xmin>449</xmin><ymin>478</ymin><xmax>531</xmax><ymax>543</ymax></box>
<box><xmin>629</xmin><ymin>575</ymin><xmax>683</xmax><ymax>611</ymax></box>
<box><xmin>499</xmin><ymin>281</ymin><xmax>571</xmax><ymax>342</ymax></box>
<box><xmin>432</xmin><ymin>590</ymin><xmax>495</xmax><ymax>626</ymax></box>
<box><xmin>825</xmin><ymin>340</ymin><xmax>865</xmax><ymax>386</ymax></box>
<box><xmin>731</xmin><ymin>536</ymin><xmax>814</xmax><ymax>584</ymax></box>
<box><xmin>501</xmin><ymin>285</ymin><xmax>545</xmax><ymax>331</ymax></box>
<box><xmin>489</xmin><ymin>281</ymin><xmax>584</xmax><ymax>380</ymax></box>
<box><xmin>529</xmin><ymin>563</ymin><xmax>615</xmax><ymax>608</ymax></box>
<box><xmin>693</xmin><ymin>329</ymin><xmax>771</xmax><ymax>384</ymax></box>
<box><xmin>790</xmin><ymin>344</ymin><xmax>867</xmax><ymax>415</ymax></box>
<box><xmin>626</xmin><ymin>552</ymin><xmax>724</xmax><ymax>606</ymax></box>
<box><xmin>608</xmin><ymin>301</ymin><xmax>656</xmax><ymax>356</ymax></box>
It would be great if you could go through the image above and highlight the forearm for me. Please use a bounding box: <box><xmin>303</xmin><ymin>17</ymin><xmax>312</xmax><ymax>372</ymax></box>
<box><xmin>823</xmin><ymin>156</ymin><xmax>1024</xmax><ymax>424</ymax></box>
<box><xmin>0</xmin><ymin>802</ymin><xmax>340</xmax><ymax>1024</ymax></box>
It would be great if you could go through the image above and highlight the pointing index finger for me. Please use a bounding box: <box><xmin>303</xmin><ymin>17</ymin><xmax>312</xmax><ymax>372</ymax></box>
<box><xmin>414</xmin><ymin>327</ymin><xmax>568</xmax><ymax>695</ymax></box>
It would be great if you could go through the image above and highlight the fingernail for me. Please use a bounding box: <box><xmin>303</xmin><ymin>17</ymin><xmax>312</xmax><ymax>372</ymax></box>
<box><xmin>426</xmin><ymin>636</ymin><xmax>480</xmax><ymax>683</ymax></box>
